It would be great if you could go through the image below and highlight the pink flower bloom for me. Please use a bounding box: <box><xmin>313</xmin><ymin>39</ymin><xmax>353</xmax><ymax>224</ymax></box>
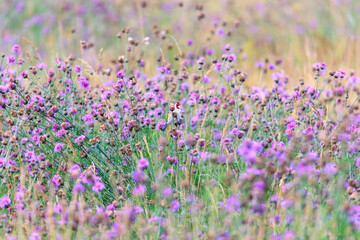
<box><xmin>7</xmin><ymin>55</ymin><xmax>16</xmax><ymax>65</ymax></box>
<box><xmin>78</xmin><ymin>76</ymin><xmax>90</xmax><ymax>90</ymax></box>
<box><xmin>54</xmin><ymin>143</ymin><xmax>64</xmax><ymax>153</ymax></box>
<box><xmin>36</xmin><ymin>62</ymin><xmax>47</xmax><ymax>69</ymax></box>
<box><xmin>116</xmin><ymin>70</ymin><xmax>125</xmax><ymax>78</ymax></box>
<box><xmin>0</xmin><ymin>195</ymin><xmax>11</xmax><ymax>208</ymax></box>
<box><xmin>74</xmin><ymin>65</ymin><xmax>82</xmax><ymax>73</ymax></box>
<box><xmin>171</xmin><ymin>200</ymin><xmax>180</xmax><ymax>212</ymax></box>
<box><xmin>51</xmin><ymin>175</ymin><xmax>62</xmax><ymax>188</ymax></box>
<box><xmin>132</xmin><ymin>184</ymin><xmax>146</xmax><ymax>196</ymax></box>
<box><xmin>92</xmin><ymin>181</ymin><xmax>105</xmax><ymax>193</ymax></box>
<box><xmin>138</xmin><ymin>158</ymin><xmax>149</xmax><ymax>170</ymax></box>
<box><xmin>11</xmin><ymin>44</ymin><xmax>21</xmax><ymax>53</ymax></box>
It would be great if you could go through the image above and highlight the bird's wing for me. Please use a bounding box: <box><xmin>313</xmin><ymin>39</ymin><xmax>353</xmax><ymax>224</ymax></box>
<box><xmin>167</xmin><ymin>112</ymin><xmax>173</xmax><ymax>123</ymax></box>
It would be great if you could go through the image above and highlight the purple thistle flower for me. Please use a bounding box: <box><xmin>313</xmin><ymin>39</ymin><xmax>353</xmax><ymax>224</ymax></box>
<box><xmin>132</xmin><ymin>185</ymin><xmax>146</xmax><ymax>196</ymax></box>
<box><xmin>181</xmin><ymin>82</ymin><xmax>190</xmax><ymax>91</ymax></box>
<box><xmin>171</xmin><ymin>200</ymin><xmax>180</xmax><ymax>212</ymax></box>
<box><xmin>156</xmin><ymin>119</ymin><xmax>167</xmax><ymax>131</ymax></box>
<box><xmin>29</xmin><ymin>231</ymin><xmax>41</xmax><ymax>240</ymax></box>
<box><xmin>74</xmin><ymin>135</ymin><xmax>86</xmax><ymax>145</ymax></box>
<box><xmin>225</xmin><ymin>194</ymin><xmax>241</xmax><ymax>212</ymax></box>
<box><xmin>268</xmin><ymin>63</ymin><xmax>275</xmax><ymax>70</ymax></box>
<box><xmin>138</xmin><ymin>158</ymin><xmax>149</xmax><ymax>170</ymax></box>
<box><xmin>7</xmin><ymin>55</ymin><xmax>16</xmax><ymax>65</ymax></box>
<box><xmin>36</xmin><ymin>62</ymin><xmax>47</xmax><ymax>69</ymax></box>
<box><xmin>206</xmin><ymin>48</ymin><xmax>213</xmax><ymax>56</ymax></box>
<box><xmin>79</xmin><ymin>78</ymin><xmax>90</xmax><ymax>90</ymax></box>
<box><xmin>162</xmin><ymin>187</ymin><xmax>173</xmax><ymax>198</ymax></box>
<box><xmin>51</xmin><ymin>175</ymin><xmax>62</xmax><ymax>188</ymax></box>
<box><xmin>0</xmin><ymin>195</ymin><xmax>11</xmax><ymax>208</ymax></box>
<box><xmin>214</xmin><ymin>62</ymin><xmax>223</xmax><ymax>72</ymax></box>
<box><xmin>73</xmin><ymin>183</ymin><xmax>85</xmax><ymax>193</ymax></box>
<box><xmin>324</xmin><ymin>163</ymin><xmax>338</xmax><ymax>176</ymax></box>
<box><xmin>236</xmin><ymin>139</ymin><xmax>263</xmax><ymax>165</ymax></box>
<box><xmin>216</xmin><ymin>28</ymin><xmax>225</xmax><ymax>36</ymax></box>
<box><xmin>202</xmin><ymin>75</ymin><xmax>210</xmax><ymax>83</ymax></box>
<box><xmin>256</xmin><ymin>62</ymin><xmax>265</xmax><ymax>69</ymax></box>
<box><xmin>56</xmin><ymin>129</ymin><xmax>67</xmax><ymax>138</ymax></box>
<box><xmin>132</xmin><ymin>170</ymin><xmax>146</xmax><ymax>184</ymax></box>
<box><xmin>54</xmin><ymin>204</ymin><xmax>63</xmax><ymax>214</ymax></box>
<box><xmin>92</xmin><ymin>181</ymin><xmax>105</xmax><ymax>193</ymax></box>
<box><xmin>11</xmin><ymin>44</ymin><xmax>21</xmax><ymax>53</ymax></box>
<box><xmin>226</xmin><ymin>54</ymin><xmax>236</xmax><ymax>62</ymax></box>
<box><xmin>54</xmin><ymin>143</ymin><xmax>64</xmax><ymax>153</ymax></box>
<box><xmin>74</xmin><ymin>65</ymin><xmax>82</xmax><ymax>73</ymax></box>
<box><xmin>69</xmin><ymin>164</ymin><xmax>81</xmax><ymax>179</ymax></box>
<box><xmin>186</xmin><ymin>39</ymin><xmax>193</xmax><ymax>46</ymax></box>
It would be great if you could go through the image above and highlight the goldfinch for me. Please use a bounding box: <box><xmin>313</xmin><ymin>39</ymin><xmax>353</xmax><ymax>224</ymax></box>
<box><xmin>163</xmin><ymin>102</ymin><xmax>182</xmax><ymax>130</ymax></box>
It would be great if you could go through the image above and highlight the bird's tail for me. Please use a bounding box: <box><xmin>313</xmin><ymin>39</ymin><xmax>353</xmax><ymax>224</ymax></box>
<box><xmin>161</xmin><ymin>122</ymin><xmax>169</xmax><ymax>131</ymax></box>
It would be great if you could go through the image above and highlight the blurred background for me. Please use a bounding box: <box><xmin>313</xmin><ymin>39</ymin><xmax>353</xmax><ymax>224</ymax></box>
<box><xmin>2</xmin><ymin>0</ymin><xmax>360</xmax><ymax>87</ymax></box>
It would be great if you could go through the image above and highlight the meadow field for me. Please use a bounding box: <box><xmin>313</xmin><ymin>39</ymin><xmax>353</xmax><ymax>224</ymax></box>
<box><xmin>1</xmin><ymin>0</ymin><xmax>360</xmax><ymax>239</ymax></box>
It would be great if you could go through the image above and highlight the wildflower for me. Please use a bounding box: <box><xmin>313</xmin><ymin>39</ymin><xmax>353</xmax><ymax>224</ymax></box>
<box><xmin>54</xmin><ymin>143</ymin><xmax>64</xmax><ymax>153</ymax></box>
<box><xmin>82</xmin><ymin>114</ymin><xmax>94</xmax><ymax>126</ymax></box>
<box><xmin>324</xmin><ymin>163</ymin><xmax>338</xmax><ymax>176</ymax></box>
<box><xmin>138</xmin><ymin>158</ymin><xmax>149</xmax><ymax>170</ymax></box>
<box><xmin>154</xmin><ymin>108</ymin><xmax>164</xmax><ymax>117</ymax></box>
<box><xmin>256</xmin><ymin>62</ymin><xmax>265</xmax><ymax>69</ymax></box>
<box><xmin>205</xmin><ymin>48</ymin><xmax>213</xmax><ymax>56</ymax></box>
<box><xmin>226</xmin><ymin>54</ymin><xmax>236</xmax><ymax>62</ymax></box>
<box><xmin>231</xmin><ymin>127</ymin><xmax>244</xmax><ymax>139</ymax></box>
<box><xmin>275</xmin><ymin>57</ymin><xmax>283</xmax><ymax>65</ymax></box>
<box><xmin>11</xmin><ymin>44</ymin><xmax>21</xmax><ymax>53</ymax></box>
<box><xmin>285</xmin><ymin>116</ymin><xmax>297</xmax><ymax>138</ymax></box>
<box><xmin>196</xmin><ymin>57</ymin><xmax>204</xmax><ymax>66</ymax></box>
<box><xmin>0</xmin><ymin>195</ymin><xmax>11</xmax><ymax>208</ymax></box>
<box><xmin>132</xmin><ymin>185</ymin><xmax>146</xmax><ymax>196</ymax></box>
<box><xmin>73</xmin><ymin>183</ymin><xmax>85</xmax><ymax>193</ymax></box>
<box><xmin>283</xmin><ymin>230</ymin><xmax>295</xmax><ymax>240</ymax></box>
<box><xmin>312</xmin><ymin>62</ymin><xmax>327</xmax><ymax>76</ymax></box>
<box><xmin>148</xmin><ymin>216</ymin><xmax>162</xmax><ymax>224</ymax></box>
<box><xmin>69</xmin><ymin>164</ymin><xmax>81</xmax><ymax>179</ymax></box>
<box><xmin>236</xmin><ymin>139</ymin><xmax>263</xmax><ymax>165</ymax></box>
<box><xmin>101</xmin><ymin>90</ymin><xmax>113</xmax><ymax>101</ymax></box>
<box><xmin>225</xmin><ymin>194</ymin><xmax>241</xmax><ymax>212</ymax></box>
<box><xmin>166</xmin><ymin>155</ymin><xmax>178</xmax><ymax>165</ymax></box>
<box><xmin>348</xmin><ymin>75</ymin><xmax>359</xmax><ymax>86</ymax></box>
<box><xmin>92</xmin><ymin>181</ymin><xmax>105</xmax><ymax>193</ymax></box>
<box><xmin>36</xmin><ymin>62</ymin><xmax>47</xmax><ymax>69</ymax></box>
<box><xmin>162</xmin><ymin>187</ymin><xmax>173</xmax><ymax>198</ymax></box>
<box><xmin>132</xmin><ymin>170</ymin><xmax>146</xmax><ymax>184</ymax></box>
<box><xmin>78</xmin><ymin>76</ymin><xmax>90</xmax><ymax>90</ymax></box>
<box><xmin>333</xmin><ymin>69</ymin><xmax>346</xmax><ymax>78</ymax></box>
<box><xmin>216</xmin><ymin>232</ymin><xmax>230</xmax><ymax>240</ymax></box>
<box><xmin>29</xmin><ymin>231</ymin><xmax>41</xmax><ymax>240</ymax></box>
<box><xmin>145</xmin><ymin>92</ymin><xmax>156</xmax><ymax>102</ymax></box>
<box><xmin>202</xmin><ymin>75</ymin><xmax>210</xmax><ymax>83</ymax></box>
<box><xmin>51</xmin><ymin>175</ymin><xmax>63</xmax><ymax>188</ymax></box>
<box><xmin>74</xmin><ymin>65</ymin><xmax>82</xmax><ymax>73</ymax></box>
<box><xmin>214</xmin><ymin>62</ymin><xmax>223</xmax><ymax>72</ymax></box>
<box><xmin>217</xmin><ymin>28</ymin><xmax>225</xmax><ymax>36</ymax></box>
<box><xmin>156</xmin><ymin>119</ymin><xmax>167</xmax><ymax>131</ymax></box>
<box><xmin>54</xmin><ymin>204</ymin><xmax>63</xmax><ymax>214</ymax></box>
<box><xmin>7</xmin><ymin>55</ymin><xmax>16</xmax><ymax>65</ymax></box>
<box><xmin>268</xmin><ymin>63</ymin><xmax>275</xmax><ymax>70</ymax></box>
<box><xmin>56</xmin><ymin>129</ymin><xmax>67</xmax><ymax>138</ymax></box>
<box><xmin>171</xmin><ymin>200</ymin><xmax>180</xmax><ymax>212</ymax></box>
<box><xmin>186</xmin><ymin>39</ymin><xmax>193</xmax><ymax>46</ymax></box>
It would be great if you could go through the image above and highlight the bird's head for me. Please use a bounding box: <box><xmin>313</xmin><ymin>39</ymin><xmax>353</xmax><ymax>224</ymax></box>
<box><xmin>175</xmin><ymin>102</ymin><xmax>181</xmax><ymax>110</ymax></box>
